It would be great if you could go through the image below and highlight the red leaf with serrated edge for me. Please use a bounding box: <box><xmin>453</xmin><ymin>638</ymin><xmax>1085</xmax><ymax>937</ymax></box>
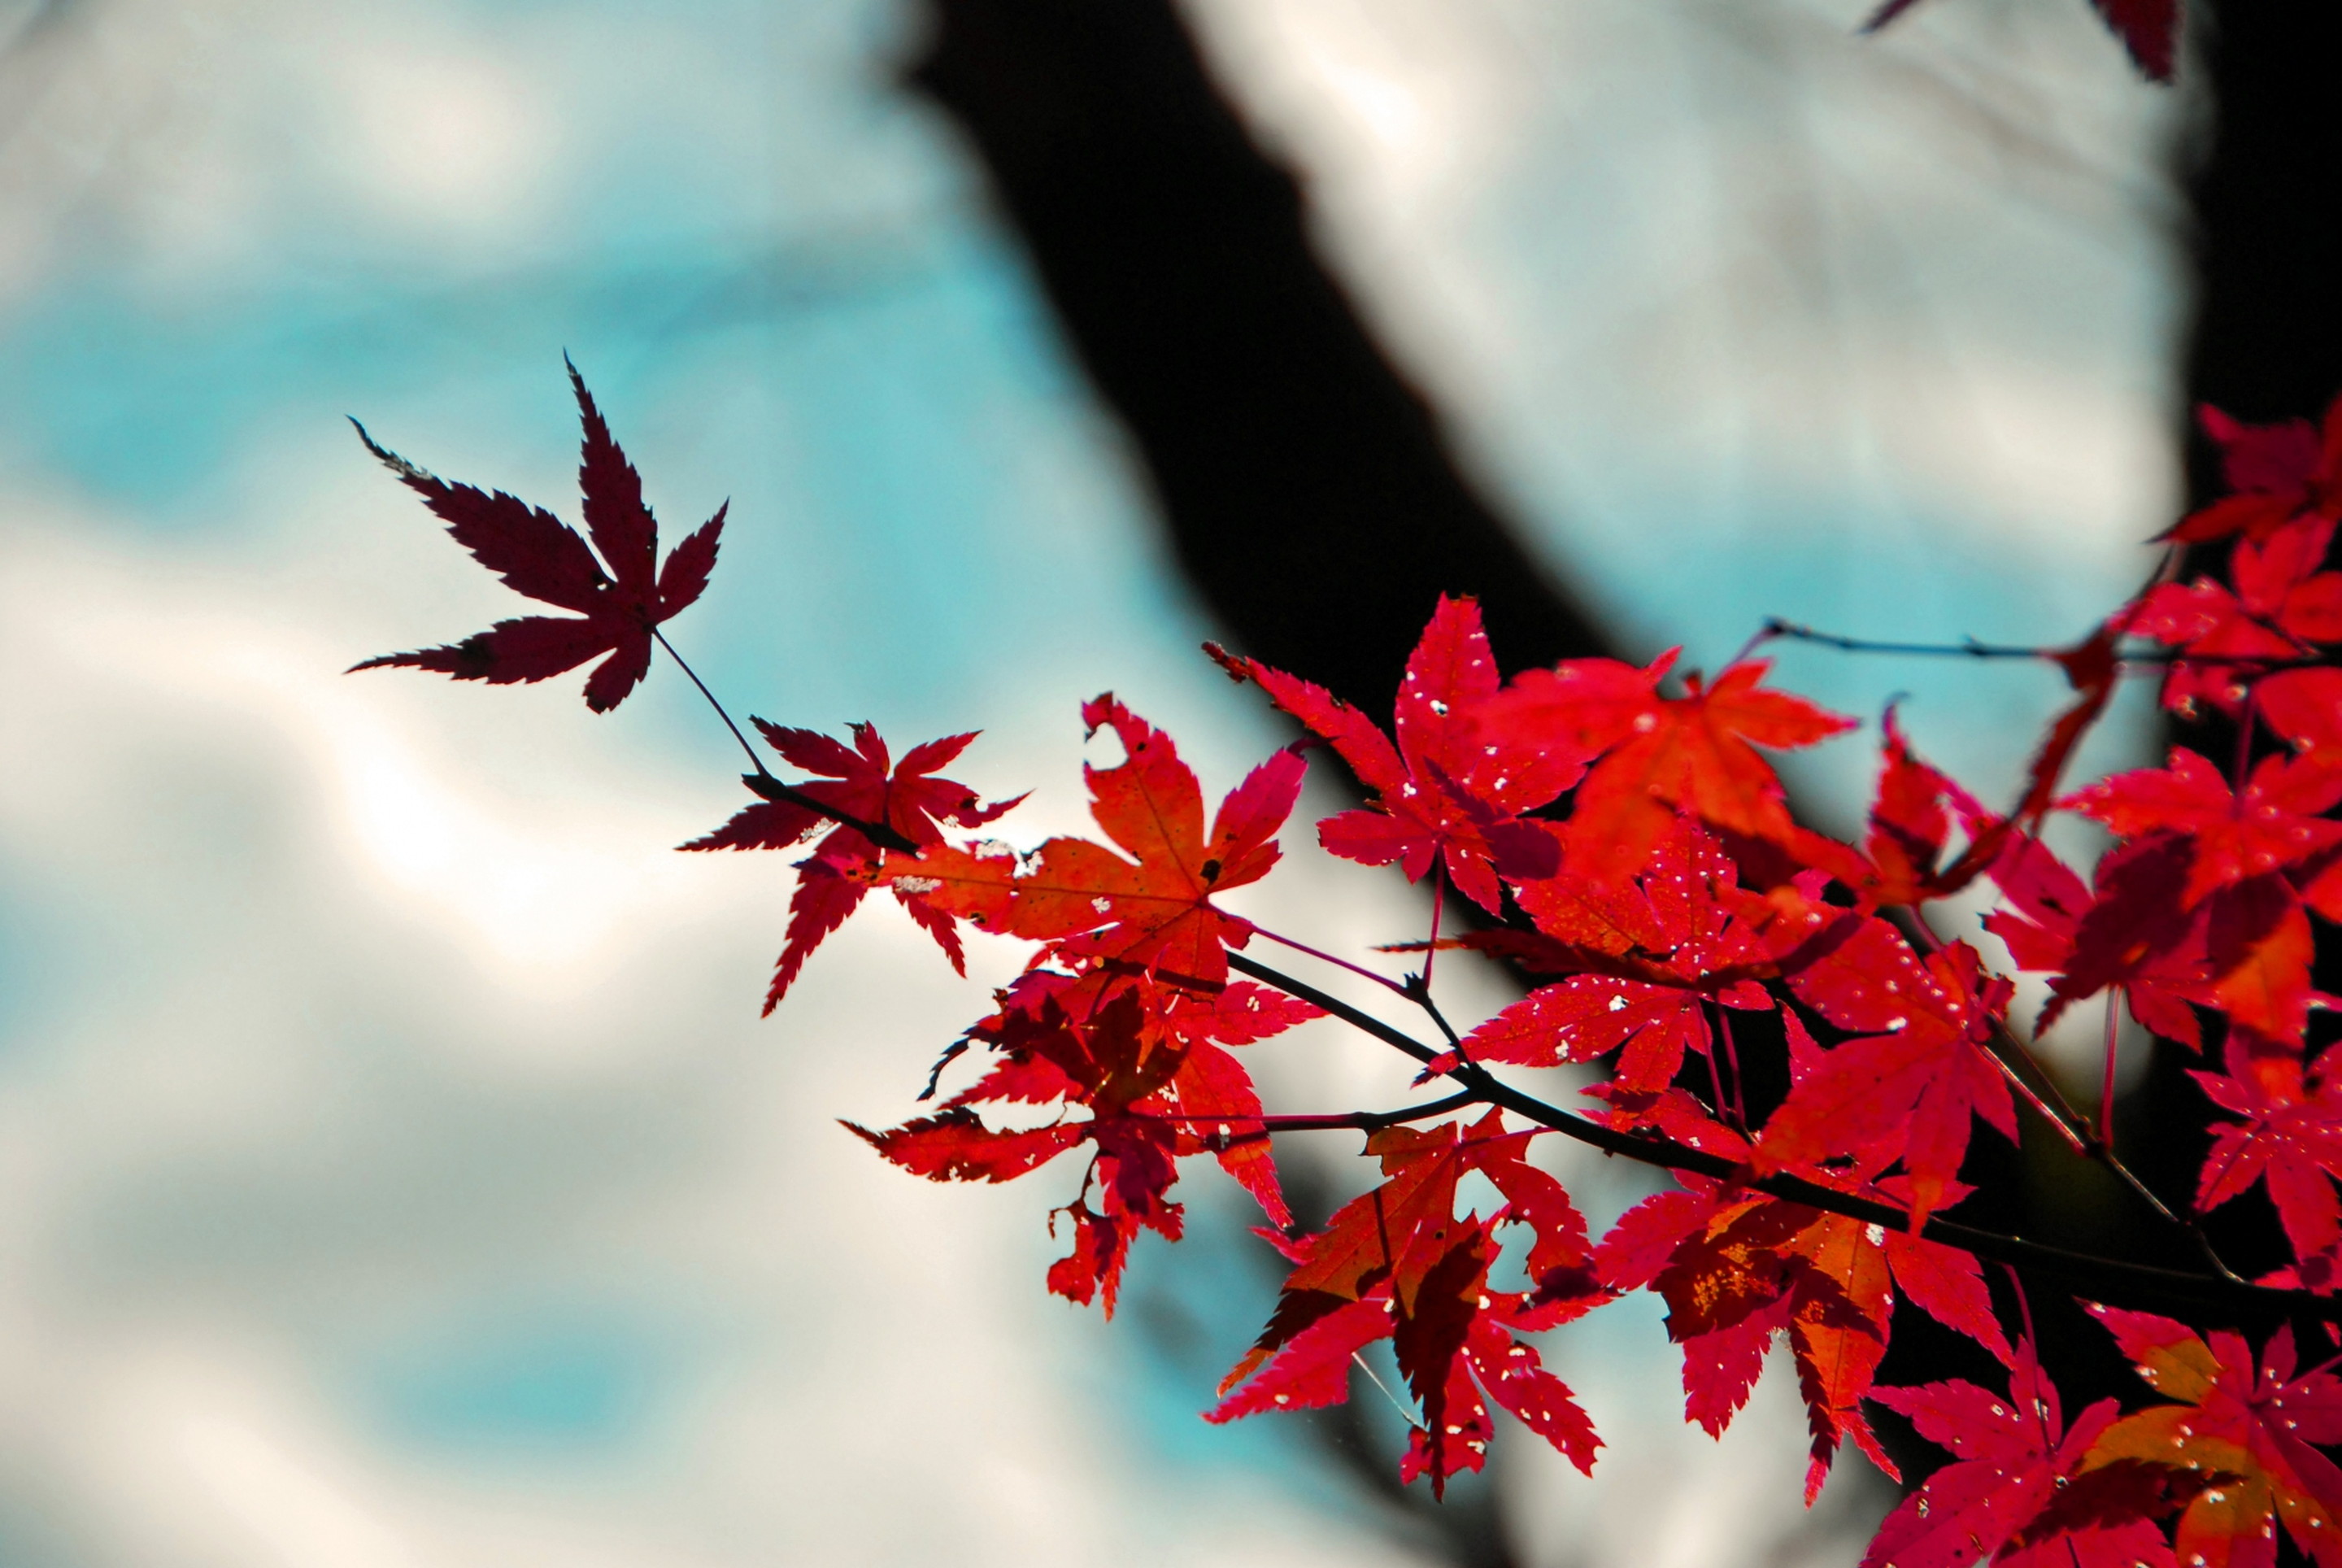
<box><xmin>351</xmin><ymin>362</ymin><xmax>726</xmax><ymax>712</ymax></box>
<box><xmin>1205</xmin><ymin>1297</ymin><xmax>1388</xmax><ymax>1420</ymax></box>
<box><xmin>1644</xmin><ymin>1189</ymin><xmax>1903</xmax><ymax>1497</ymax></box>
<box><xmin>1224</xmin><ymin>597</ymin><xmax>1584</xmax><ymax>913</ymax></box>
<box><xmin>844</xmin><ymin>1107</ymin><xmax>1085</xmax><ymax>1183</ymax></box>
<box><xmin>1881</xmin><ymin>1229</ymin><xmax>2017</xmax><ymax>1368</ymax></box>
<box><xmin>1861</xmin><ymin>705</ymin><xmax>1960</xmax><ymax>905</ymax></box>
<box><xmin>1214</xmin><ymin>1113</ymin><xmax>1604</xmax><ymax>1494</ymax></box>
<box><xmin>1475</xmin><ymin>652</ymin><xmax>1854</xmax><ymax>883</ymax></box>
<box><xmin>2083</xmin><ymin>1307</ymin><xmax>2342</xmax><ymax>1568</ymax></box>
<box><xmin>872</xmin><ymin>698</ymin><xmax>1304</xmax><ymax>989</ymax></box>
<box><xmin>2065</xmin><ymin>747</ymin><xmax>2342</xmax><ymax>908</ymax></box>
<box><xmin>1766</xmin><ymin>933</ymin><xmax>2018</xmax><ymax>1229</ymax></box>
<box><xmin>1865</xmin><ymin>1344</ymin><xmax>2175</xmax><ymax>1568</ymax></box>
<box><xmin>860</xmin><ymin>991</ymin><xmax>1200</xmax><ymax>1316</ymax></box>
<box><xmin>2030</xmin><ymin>833</ymin><xmax>2213</xmax><ymax>1045</ymax></box>
<box><xmin>2167</xmin><ymin>396</ymin><xmax>2342</xmax><ymax>544</ymax></box>
<box><xmin>1156</xmin><ymin>982</ymin><xmax>1323</xmax><ymax>1047</ymax></box>
<box><xmin>2194</xmin><ymin>1031</ymin><xmax>2342</xmax><ymax>1274</ymax></box>
<box><xmin>1465</xmin><ymin>1313</ymin><xmax>1599</xmax><ymax>1470</ymax></box>
<box><xmin>1153</xmin><ymin>1035</ymin><xmax>1291</xmax><ymax>1229</ymax></box>
<box><xmin>681</xmin><ymin>721</ymin><xmax>1020</xmax><ymax>1010</ymax></box>
<box><xmin>2260</xmin><ymin>667</ymin><xmax>2342</xmax><ymax>758</ymax></box>
<box><xmin>1434</xmin><ymin>819</ymin><xmax>1774</xmax><ymax>1127</ymax></box>
<box><xmin>2207</xmin><ymin>873</ymin><xmax>2316</xmax><ymax>1043</ymax></box>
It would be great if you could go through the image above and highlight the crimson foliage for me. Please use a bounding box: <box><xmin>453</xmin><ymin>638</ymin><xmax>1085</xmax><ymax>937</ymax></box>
<box><xmin>357</xmin><ymin>368</ymin><xmax>2342</xmax><ymax>1564</ymax></box>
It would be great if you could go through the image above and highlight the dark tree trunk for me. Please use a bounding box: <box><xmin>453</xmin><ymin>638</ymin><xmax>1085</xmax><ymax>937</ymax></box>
<box><xmin>906</xmin><ymin>0</ymin><xmax>1615</xmax><ymax>717</ymax></box>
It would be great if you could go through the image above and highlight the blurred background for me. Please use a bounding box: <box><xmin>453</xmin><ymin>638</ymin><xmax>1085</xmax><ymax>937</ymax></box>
<box><xmin>0</xmin><ymin>0</ymin><xmax>2199</xmax><ymax>1563</ymax></box>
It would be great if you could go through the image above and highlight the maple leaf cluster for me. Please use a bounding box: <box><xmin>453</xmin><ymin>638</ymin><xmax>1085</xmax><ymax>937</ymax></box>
<box><xmin>357</xmin><ymin>369</ymin><xmax>2342</xmax><ymax>1563</ymax></box>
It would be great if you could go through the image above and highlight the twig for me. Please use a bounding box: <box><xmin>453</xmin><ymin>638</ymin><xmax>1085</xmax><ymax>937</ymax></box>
<box><xmin>652</xmin><ymin>627</ymin><xmax>766</xmax><ymax>775</ymax></box>
<box><xmin>1254</xmin><ymin>926</ymin><xmax>1412</xmax><ymax>996</ymax></box>
<box><xmin>1761</xmin><ymin>618</ymin><xmax>2342</xmax><ymax>670</ymax></box>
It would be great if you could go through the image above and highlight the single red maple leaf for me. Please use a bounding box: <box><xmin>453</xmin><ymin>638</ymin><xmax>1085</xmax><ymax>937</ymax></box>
<box><xmin>871</xmin><ymin>697</ymin><xmax>1304</xmax><ymax>990</ymax></box>
<box><xmin>1602</xmin><ymin>1178</ymin><xmax>2013</xmax><ymax>1501</ymax></box>
<box><xmin>1865</xmin><ymin>1341</ymin><xmax>2180</xmax><ymax>1568</ymax></box>
<box><xmin>1761</xmin><ymin>928</ymin><xmax>2019</xmax><ymax>1229</ymax></box>
<box><xmin>352</xmin><ymin>359</ymin><xmax>725</xmax><ymax>712</ymax></box>
<box><xmin>1216</xmin><ymin>595</ymin><xmax>1580</xmax><ymax>913</ymax></box>
<box><xmin>2167</xmin><ymin>395</ymin><xmax>2342</xmax><ymax>545</ymax></box>
<box><xmin>1210</xmin><ymin>1113</ymin><xmax>1607</xmax><ymax>1495</ymax></box>
<box><xmin>941</xmin><ymin>970</ymin><xmax>1316</xmax><ymax>1230</ymax></box>
<box><xmin>2064</xmin><ymin>747</ymin><xmax>2342</xmax><ymax>910</ymax></box>
<box><xmin>681</xmin><ymin>722</ymin><xmax>1021</xmax><ymax>1010</ymax></box>
<box><xmin>2083</xmin><ymin>1306</ymin><xmax>2342</xmax><ymax>1568</ymax></box>
<box><xmin>851</xmin><ymin>991</ymin><xmax>1195</xmax><ymax>1315</ymax></box>
<box><xmin>1474</xmin><ymin>651</ymin><xmax>1856</xmax><ymax>884</ymax></box>
<box><xmin>2194</xmin><ymin>1031</ymin><xmax>2342</xmax><ymax>1283</ymax></box>
<box><xmin>2012</xmin><ymin>832</ymin><xmax>2213</xmax><ymax>1046</ymax></box>
<box><xmin>1434</xmin><ymin>819</ymin><xmax>1774</xmax><ymax>1120</ymax></box>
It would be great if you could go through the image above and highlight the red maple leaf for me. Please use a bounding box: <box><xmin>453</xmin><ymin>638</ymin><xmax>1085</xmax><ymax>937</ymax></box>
<box><xmin>1761</xmin><ymin>927</ymin><xmax>2019</xmax><ymax>1229</ymax></box>
<box><xmin>352</xmin><ymin>359</ymin><xmax>725</xmax><ymax>712</ymax></box>
<box><xmin>1865</xmin><ymin>1342</ymin><xmax>2183</xmax><ymax>1568</ymax></box>
<box><xmin>1474</xmin><ymin>651</ymin><xmax>1855</xmax><ymax>884</ymax></box>
<box><xmin>2083</xmin><ymin>1306</ymin><xmax>2342</xmax><ymax>1568</ymax></box>
<box><xmin>934</xmin><ymin>970</ymin><xmax>1319</xmax><ymax>1231</ymax></box>
<box><xmin>2167</xmin><ymin>395</ymin><xmax>2342</xmax><ymax>545</ymax></box>
<box><xmin>1980</xmin><ymin>825</ymin><xmax>2211</xmax><ymax>1048</ymax></box>
<box><xmin>851</xmin><ymin>991</ymin><xmax>1197</xmax><ymax>1315</ymax></box>
<box><xmin>2193</xmin><ymin>1032</ymin><xmax>2342</xmax><ymax>1286</ymax></box>
<box><xmin>1209</xmin><ymin>1113</ymin><xmax>1607</xmax><ymax>1496</ymax></box>
<box><xmin>2124</xmin><ymin>518</ymin><xmax>2342</xmax><ymax>717</ymax></box>
<box><xmin>872</xmin><ymin>697</ymin><xmax>1304</xmax><ymax>989</ymax></box>
<box><xmin>1216</xmin><ymin>595</ymin><xmax>1578</xmax><ymax>913</ymax></box>
<box><xmin>2065</xmin><ymin>747</ymin><xmax>2342</xmax><ymax>911</ymax></box>
<box><xmin>1433</xmin><ymin>818</ymin><xmax>1774</xmax><ymax>1121</ymax></box>
<box><xmin>1600</xmin><ymin>1178</ymin><xmax>2013</xmax><ymax>1502</ymax></box>
<box><xmin>681</xmin><ymin>722</ymin><xmax>1021</xmax><ymax>1010</ymax></box>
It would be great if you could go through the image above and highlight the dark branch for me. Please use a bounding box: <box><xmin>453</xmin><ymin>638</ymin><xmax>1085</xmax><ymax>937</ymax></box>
<box><xmin>1761</xmin><ymin>618</ymin><xmax>2342</xmax><ymax>671</ymax></box>
<box><xmin>1225</xmin><ymin>951</ymin><xmax>2342</xmax><ymax>1326</ymax></box>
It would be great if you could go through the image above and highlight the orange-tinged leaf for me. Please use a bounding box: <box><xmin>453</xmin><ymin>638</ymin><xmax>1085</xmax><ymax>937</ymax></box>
<box><xmin>873</xmin><ymin>697</ymin><xmax>1304</xmax><ymax>987</ymax></box>
<box><xmin>2083</xmin><ymin>1307</ymin><xmax>2342</xmax><ymax>1568</ymax></box>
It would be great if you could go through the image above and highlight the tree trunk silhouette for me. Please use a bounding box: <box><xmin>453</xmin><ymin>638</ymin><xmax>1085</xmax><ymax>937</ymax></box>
<box><xmin>908</xmin><ymin>0</ymin><xmax>1614</xmax><ymax>719</ymax></box>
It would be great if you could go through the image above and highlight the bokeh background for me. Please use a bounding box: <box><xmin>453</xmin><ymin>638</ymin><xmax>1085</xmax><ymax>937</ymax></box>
<box><xmin>0</xmin><ymin>1</ymin><xmax>2185</xmax><ymax>1564</ymax></box>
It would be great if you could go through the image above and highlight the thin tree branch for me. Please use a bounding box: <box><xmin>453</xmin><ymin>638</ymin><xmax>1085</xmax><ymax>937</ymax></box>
<box><xmin>1760</xmin><ymin>617</ymin><xmax>2339</xmax><ymax>670</ymax></box>
<box><xmin>1225</xmin><ymin>951</ymin><xmax>2342</xmax><ymax>1326</ymax></box>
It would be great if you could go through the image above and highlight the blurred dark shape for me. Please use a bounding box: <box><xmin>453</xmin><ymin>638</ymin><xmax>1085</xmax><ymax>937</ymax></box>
<box><xmin>2126</xmin><ymin>0</ymin><xmax>2342</xmax><ymax>1324</ymax></box>
<box><xmin>2183</xmin><ymin>2</ymin><xmax>2342</xmax><ymax>434</ymax></box>
<box><xmin>906</xmin><ymin>0</ymin><xmax>1616</xmax><ymax>718</ymax></box>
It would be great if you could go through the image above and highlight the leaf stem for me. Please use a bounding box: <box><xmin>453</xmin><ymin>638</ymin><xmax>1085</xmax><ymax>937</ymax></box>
<box><xmin>1252</xmin><ymin>926</ymin><xmax>1412</xmax><ymax>997</ymax></box>
<box><xmin>2100</xmin><ymin>990</ymin><xmax>2122</xmax><ymax>1148</ymax></box>
<box><xmin>651</xmin><ymin>627</ymin><xmax>766</xmax><ymax>776</ymax></box>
